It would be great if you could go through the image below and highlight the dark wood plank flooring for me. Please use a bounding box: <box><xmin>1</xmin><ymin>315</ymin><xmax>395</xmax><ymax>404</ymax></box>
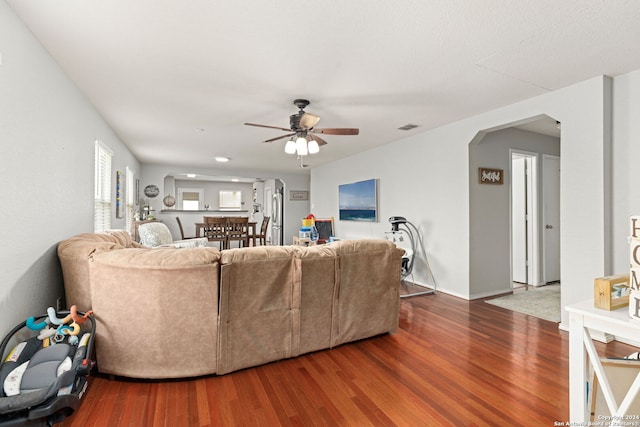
<box><xmin>59</xmin><ymin>292</ymin><xmax>637</xmax><ymax>426</ymax></box>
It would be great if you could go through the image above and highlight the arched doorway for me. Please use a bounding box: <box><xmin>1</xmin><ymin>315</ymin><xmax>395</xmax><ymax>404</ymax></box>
<box><xmin>468</xmin><ymin>115</ymin><xmax>560</xmax><ymax>299</ymax></box>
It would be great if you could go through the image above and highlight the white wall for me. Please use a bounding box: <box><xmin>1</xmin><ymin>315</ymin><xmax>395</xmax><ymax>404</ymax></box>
<box><xmin>312</xmin><ymin>75</ymin><xmax>612</xmax><ymax>327</ymax></box>
<box><xmin>469</xmin><ymin>128</ymin><xmax>560</xmax><ymax>298</ymax></box>
<box><xmin>0</xmin><ymin>1</ymin><xmax>139</xmax><ymax>337</ymax></box>
<box><xmin>612</xmin><ymin>69</ymin><xmax>640</xmax><ymax>274</ymax></box>
<box><xmin>141</xmin><ymin>163</ymin><xmax>310</xmax><ymax>245</ymax></box>
<box><xmin>311</xmin><ymin>122</ymin><xmax>472</xmax><ymax>299</ymax></box>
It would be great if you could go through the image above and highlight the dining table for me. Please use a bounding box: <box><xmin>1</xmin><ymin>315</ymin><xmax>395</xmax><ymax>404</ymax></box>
<box><xmin>195</xmin><ymin>219</ymin><xmax>257</xmax><ymax>247</ymax></box>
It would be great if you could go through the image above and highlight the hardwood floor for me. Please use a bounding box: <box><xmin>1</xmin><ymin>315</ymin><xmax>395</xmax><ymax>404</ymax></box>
<box><xmin>59</xmin><ymin>292</ymin><xmax>637</xmax><ymax>427</ymax></box>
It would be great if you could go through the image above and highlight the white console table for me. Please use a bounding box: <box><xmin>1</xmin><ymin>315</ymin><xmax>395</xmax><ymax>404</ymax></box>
<box><xmin>567</xmin><ymin>299</ymin><xmax>640</xmax><ymax>424</ymax></box>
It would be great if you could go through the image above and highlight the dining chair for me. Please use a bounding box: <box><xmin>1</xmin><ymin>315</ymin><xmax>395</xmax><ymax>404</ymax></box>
<box><xmin>175</xmin><ymin>216</ymin><xmax>198</xmax><ymax>240</ymax></box>
<box><xmin>226</xmin><ymin>217</ymin><xmax>249</xmax><ymax>249</ymax></box>
<box><xmin>254</xmin><ymin>216</ymin><xmax>270</xmax><ymax>246</ymax></box>
<box><xmin>202</xmin><ymin>216</ymin><xmax>227</xmax><ymax>249</ymax></box>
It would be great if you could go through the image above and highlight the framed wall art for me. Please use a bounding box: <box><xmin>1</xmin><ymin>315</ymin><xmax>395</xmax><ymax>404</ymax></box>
<box><xmin>338</xmin><ymin>178</ymin><xmax>377</xmax><ymax>222</ymax></box>
<box><xmin>289</xmin><ymin>190</ymin><xmax>309</xmax><ymax>201</ymax></box>
<box><xmin>479</xmin><ymin>168</ymin><xmax>504</xmax><ymax>185</ymax></box>
<box><xmin>116</xmin><ymin>170</ymin><xmax>123</xmax><ymax>218</ymax></box>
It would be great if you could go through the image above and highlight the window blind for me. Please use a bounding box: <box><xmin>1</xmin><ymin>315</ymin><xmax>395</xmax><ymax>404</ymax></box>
<box><xmin>182</xmin><ymin>192</ymin><xmax>200</xmax><ymax>201</ymax></box>
<box><xmin>94</xmin><ymin>140</ymin><xmax>113</xmax><ymax>232</ymax></box>
<box><xmin>219</xmin><ymin>190</ymin><xmax>242</xmax><ymax>209</ymax></box>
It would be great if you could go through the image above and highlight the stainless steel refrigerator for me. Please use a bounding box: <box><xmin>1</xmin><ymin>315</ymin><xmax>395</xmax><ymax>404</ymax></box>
<box><xmin>272</xmin><ymin>189</ymin><xmax>283</xmax><ymax>245</ymax></box>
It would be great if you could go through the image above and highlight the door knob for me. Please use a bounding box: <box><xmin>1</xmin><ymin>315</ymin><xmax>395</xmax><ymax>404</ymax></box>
<box><xmin>546</xmin><ymin>224</ymin><xmax>553</xmax><ymax>229</ymax></box>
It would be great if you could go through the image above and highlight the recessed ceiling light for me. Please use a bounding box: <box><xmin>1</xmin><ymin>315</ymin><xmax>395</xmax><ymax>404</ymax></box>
<box><xmin>215</xmin><ymin>157</ymin><xmax>230</xmax><ymax>162</ymax></box>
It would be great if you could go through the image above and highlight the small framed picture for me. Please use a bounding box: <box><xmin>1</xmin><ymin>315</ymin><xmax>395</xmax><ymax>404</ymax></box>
<box><xmin>116</xmin><ymin>171</ymin><xmax>123</xmax><ymax>218</ymax></box>
<box><xmin>479</xmin><ymin>168</ymin><xmax>503</xmax><ymax>185</ymax></box>
<box><xmin>290</xmin><ymin>190</ymin><xmax>309</xmax><ymax>201</ymax></box>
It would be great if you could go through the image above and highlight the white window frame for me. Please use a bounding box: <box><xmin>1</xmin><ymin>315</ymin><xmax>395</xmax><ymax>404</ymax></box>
<box><xmin>219</xmin><ymin>190</ymin><xmax>242</xmax><ymax>210</ymax></box>
<box><xmin>178</xmin><ymin>188</ymin><xmax>204</xmax><ymax>210</ymax></box>
<box><xmin>94</xmin><ymin>140</ymin><xmax>113</xmax><ymax>232</ymax></box>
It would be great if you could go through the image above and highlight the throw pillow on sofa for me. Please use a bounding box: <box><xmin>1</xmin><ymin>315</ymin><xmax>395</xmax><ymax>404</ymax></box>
<box><xmin>138</xmin><ymin>223</ymin><xmax>175</xmax><ymax>247</ymax></box>
<box><xmin>138</xmin><ymin>222</ymin><xmax>208</xmax><ymax>248</ymax></box>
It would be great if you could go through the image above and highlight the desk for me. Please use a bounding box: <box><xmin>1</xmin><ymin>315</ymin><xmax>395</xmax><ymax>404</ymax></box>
<box><xmin>195</xmin><ymin>220</ymin><xmax>257</xmax><ymax>247</ymax></box>
<box><xmin>567</xmin><ymin>300</ymin><xmax>640</xmax><ymax>424</ymax></box>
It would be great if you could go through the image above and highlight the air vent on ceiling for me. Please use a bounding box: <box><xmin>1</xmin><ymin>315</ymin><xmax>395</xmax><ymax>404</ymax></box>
<box><xmin>398</xmin><ymin>123</ymin><xmax>420</xmax><ymax>131</ymax></box>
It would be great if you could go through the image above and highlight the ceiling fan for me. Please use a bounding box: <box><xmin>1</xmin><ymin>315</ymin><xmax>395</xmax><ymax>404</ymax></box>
<box><xmin>244</xmin><ymin>99</ymin><xmax>359</xmax><ymax>155</ymax></box>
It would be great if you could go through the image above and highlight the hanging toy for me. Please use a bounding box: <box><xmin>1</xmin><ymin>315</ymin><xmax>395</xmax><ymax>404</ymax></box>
<box><xmin>70</xmin><ymin>305</ymin><xmax>93</xmax><ymax>324</ymax></box>
<box><xmin>26</xmin><ymin>317</ymin><xmax>48</xmax><ymax>331</ymax></box>
<box><xmin>47</xmin><ymin>307</ymin><xmax>72</xmax><ymax>325</ymax></box>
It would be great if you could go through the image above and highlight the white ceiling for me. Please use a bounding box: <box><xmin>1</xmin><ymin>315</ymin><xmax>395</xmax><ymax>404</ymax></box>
<box><xmin>7</xmin><ymin>1</ymin><xmax>640</xmax><ymax>173</ymax></box>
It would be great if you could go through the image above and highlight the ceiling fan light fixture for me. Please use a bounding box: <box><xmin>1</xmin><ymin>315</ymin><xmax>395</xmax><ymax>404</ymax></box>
<box><xmin>308</xmin><ymin>138</ymin><xmax>320</xmax><ymax>154</ymax></box>
<box><xmin>284</xmin><ymin>139</ymin><xmax>296</xmax><ymax>154</ymax></box>
<box><xmin>295</xmin><ymin>136</ymin><xmax>308</xmax><ymax>156</ymax></box>
<box><xmin>245</xmin><ymin>99</ymin><xmax>359</xmax><ymax>159</ymax></box>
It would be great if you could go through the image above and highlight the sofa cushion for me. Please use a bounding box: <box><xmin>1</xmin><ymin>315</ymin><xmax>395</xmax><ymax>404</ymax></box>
<box><xmin>104</xmin><ymin>230</ymin><xmax>132</xmax><ymax>247</ymax></box>
<box><xmin>156</xmin><ymin>238</ymin><xmax>209</xmax><ymax>249</ymax></box>
<box><xmin>92</xmin><ymin>246</ymin><xmax>220</xmax><ymax>267</ymax></box>
<box><xmin>57</xmin><ymin>233</ymin><xmax>130</xmax><ymax>311</ymax></box>
<box><xmin>217</xmin><ymin>246</ymin><xmax>299</xmax><ymax>375</ymax></box>
<box><xmin>294</xmin><ymin>245</ymin><xmax>339</xmax><ymax>355</ymax></box>
<box><xmin>89</xmin><ymin>246</ymin><xmax>221</xmax><ymax>378</ymax></box>
<box><xmin>328</xmin><ymin>239</ymin><xmax>403</xmax><ymax>346</ymax></box>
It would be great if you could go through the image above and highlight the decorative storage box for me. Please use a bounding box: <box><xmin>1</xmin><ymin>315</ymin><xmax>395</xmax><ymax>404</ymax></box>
<box><xmin>630</xmin><ymin>216</ymin><xmax>640</xmax><ymax>321</ymax></box>
<box><xmin>292</xmin><ymin>236</ymin><xmax>315</xmax><ymax>247</ymax></box>
<box><xmin>594</xmin><ymin>274</ymin><xmax>630</xmax><ymax>310</ymax></box>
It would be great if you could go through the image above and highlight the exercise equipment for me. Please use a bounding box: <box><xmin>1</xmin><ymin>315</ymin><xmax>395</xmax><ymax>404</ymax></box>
<box><xmin>386</xmin><ymin>216</ymin><xmax>436</xmax><ymax>298</ymax></box>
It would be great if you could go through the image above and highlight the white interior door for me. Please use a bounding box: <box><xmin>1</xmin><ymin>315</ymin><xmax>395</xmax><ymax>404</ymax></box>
<box><xmin>511</xmin><ymin>151</ymin><xmax>538</xmax><ymax>286</ymax></box>
<box><xmin>512</xmin><ymin>156</ymin><xmax>528</xmax><ymax>283</ymax></box>
<box><xmin>543</xmin><ymin>155</ymin><xmax>561</xmax><ymax>283</ymax></box>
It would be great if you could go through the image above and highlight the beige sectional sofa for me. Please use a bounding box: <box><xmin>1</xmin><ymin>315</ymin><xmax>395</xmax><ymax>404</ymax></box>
<box><xmin>57</xmin><ymin>231</ymin><xmax>403</xmax><ymax>379</ymax></box>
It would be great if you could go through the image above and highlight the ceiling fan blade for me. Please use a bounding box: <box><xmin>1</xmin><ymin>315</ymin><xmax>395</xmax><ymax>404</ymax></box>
<box><xmin>263</xmin><ymin>133</ymin><xmax>295</xmax><ymax>143</ymax></box>
<box><xmin>299</xmin><ymin>113</ymin><xmax>320</xmax><ymax>129</ymax></box>
<box><xmin>245</xmin><ymin>122</ymin><xmax>292</xmax><ymax>132</ymax></box>
<box><xmin>313</xmin><ymin>128</ymin><xmax>359</xmax><ymax>135</ymax></box>
<box><xmin>308</xmin><ymin>133</ymin><xmax>328</xmax><ymax>146</ymax></box>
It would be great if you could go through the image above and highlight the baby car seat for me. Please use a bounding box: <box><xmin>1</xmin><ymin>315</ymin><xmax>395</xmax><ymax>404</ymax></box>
<box><xmin>0</xmin><ymin>308</ymin><xmax>95</xmax><ymax>427</ymax></box>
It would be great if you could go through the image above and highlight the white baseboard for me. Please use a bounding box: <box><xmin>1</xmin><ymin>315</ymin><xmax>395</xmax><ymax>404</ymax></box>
<box><xmin>431</xmin><ymin>287</ymin><xmax>514</xmax><ymax>301</ymax></box>
<box><xmin>469</xmin><ymin>287</ymin><xmax>513</xmax><ymax>300</ymax></box>
<box><xmin>613</xmin><ymin>336</ymin><xmax>640</xmax><ymax>348</ymax></box>
<box><xmin>559</xmin><ymin>322</ymin><xmax>627</xmax><ymax>344</ymax></box>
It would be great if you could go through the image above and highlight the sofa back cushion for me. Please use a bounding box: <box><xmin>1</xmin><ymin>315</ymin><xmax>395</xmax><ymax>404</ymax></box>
<box><xmin>294</xmin><ymin>245</ymin><xmax>339</xmax><ymax>355</ymax></box>
<box><xmin>329</xmin><ymin>239</ymin><xmax>403</xmax><ymax>346</ymax></box>
<box><xmin>217</xmin><ymin>246</ymin><xmax>299</xmax><ymax>374</ymax></box>
<box><xmin>105</xmin><ymin>230</ymin><xmax>136</xmax><ymax>248</ymax></box>
<box><xmin>57</xmin><ymin>233</ymin><xmax>130</xmax><ymax>311</ymax></box>
<box><xmin>89</xmin><ymin>246</ymin><xmax>221</xmax><ymax>378</ymax></box>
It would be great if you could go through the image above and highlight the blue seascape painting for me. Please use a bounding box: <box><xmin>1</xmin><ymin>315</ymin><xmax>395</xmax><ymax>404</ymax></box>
<box><xmin>339</xmin><ymin>179</ymin><xmax>377</xmax><ymax>222</ymax></box>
